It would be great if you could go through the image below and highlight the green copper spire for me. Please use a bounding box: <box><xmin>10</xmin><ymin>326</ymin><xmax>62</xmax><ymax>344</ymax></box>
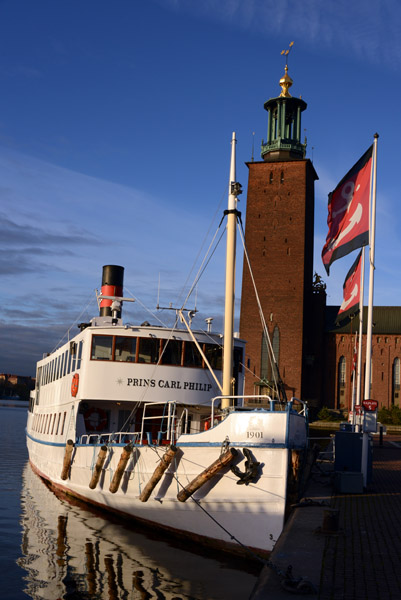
<box><xmin>261</xmin><ymin>43</ymin><xmax>307</xmax><ymax>161</ymax></box>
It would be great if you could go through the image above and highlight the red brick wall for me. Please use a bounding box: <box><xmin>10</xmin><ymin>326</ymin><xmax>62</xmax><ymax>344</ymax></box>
<box><xmin>240</xmin><ymin>159</ymin><xmax>317</xmax><ymax>400</ymax></box>
<box><xmin>323</xmin><ymin>333</ymin><xmax>401</xmax><ymax>409</ymax></box>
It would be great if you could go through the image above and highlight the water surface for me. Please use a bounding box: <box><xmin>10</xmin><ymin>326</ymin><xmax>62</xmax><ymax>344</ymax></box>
<box><xmin>0</xmin><ymin>403</ymin><xmax>259</xmax><ymax>599</ymax></box>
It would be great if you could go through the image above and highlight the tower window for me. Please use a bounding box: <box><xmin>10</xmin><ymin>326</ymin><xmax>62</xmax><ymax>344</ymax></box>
<box><xmin>269</xmin><ymin>172</ymin><xmax>273</xmax><ymax>184</ymax></box>
<box><xmin>393</xmin><ymin>358</ymin><xmax>400</xmax><ymax>405</ymax></box>
<box><xmin>337</xmin><ymin>356</ymin><xmax>346</xmax><ymax>406</ymax></box>
<box><xmin>280</xmin><ymin>171</ymin><xmax>284</xmax><ymax>183</ymax></box>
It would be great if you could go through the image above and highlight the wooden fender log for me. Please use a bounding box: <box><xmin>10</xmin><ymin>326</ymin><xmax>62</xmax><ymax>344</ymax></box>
<box><xmin>89</xmin><ymin>445</ymin><xmax>108</xmax><ymax>489</ymax></box>
<box><xmin>109</xmin><ymin>444</ymin><xmax>133</xmax><ymax>493</ymax></box>
<box><xmin>60</xmin><ymin>439</ymin><xmax>75</xmax><ymax>480</ymax></box>
<box><xmin>139</xmin><ymin>445</ymin><xmax>178</xmax><ymax>502</ymax></box>
<box><xmin>177</xmin><ymin>447</ymin><xmax>238</xmax><ymax>502</ymax></box>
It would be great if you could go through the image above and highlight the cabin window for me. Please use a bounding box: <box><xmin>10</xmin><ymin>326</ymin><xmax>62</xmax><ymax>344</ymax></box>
<box><xmin>63</xmin><ymin>350</ymin><xmax>68</xmax><ymax>377</ymax></box>
<box><xmin>55</xmin><ymin>412</ymin><xmax>61</xmax><ymax>435</ymax></box>
<box><xmin>137</xmin><ymin>338</ymin><xmax>160</xmax><ymax>364</ymax></box>
<box><xmin>76</xmin><ymin>341</ymin><xmax>83</xmax><ymax>369</ymax></box>
<box><xmin>91</xmin><ymin>335</ymin><xmax>113</xmax><ymax>360</ymax></box>
<box><xmin>160</xmin><ymin>340</ymin><xmax>183</xmax><ymax>366</ymax></box>
<box><xmin>60</xmin><ymin>412</ymin><xmax>67</xmax><ymax>436</ymax></box>
<box><xmin>204</xmin><ymin>344</ymin><xmax>223</xmax><ymax>370</ymax></box>
<box><xmin>115</xmin><ymin>336</ymin><xmax>137</xmax><ymax>362</ymax></box>
<box><xmin>183</xmin><ymin>341</ymin><xmax>203</xmax><ymax>367</ymax></box>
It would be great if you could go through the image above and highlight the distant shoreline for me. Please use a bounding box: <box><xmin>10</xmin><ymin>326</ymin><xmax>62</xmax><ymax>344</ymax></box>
<box><xmin>0</xmin><ymin>399</ymin><xmax>29</xmax><ymax>408</ymax></box>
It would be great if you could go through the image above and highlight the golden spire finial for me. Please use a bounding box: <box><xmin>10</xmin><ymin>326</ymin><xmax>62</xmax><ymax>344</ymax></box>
<box><xmin>279</xmin><ymin>41</ymin><xmax>294</xmax><ymax>97</ymax></box>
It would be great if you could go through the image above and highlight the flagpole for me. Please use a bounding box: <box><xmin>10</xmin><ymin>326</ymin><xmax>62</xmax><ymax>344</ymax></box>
<box><xmin>362</xmin><ymin>133</ymin><xmax>379</xmax><ymax>487</ymax></box>
<box><xmin>351</xmin><ymin>329</ymin><xmax>357</xmax><ymax>426</ymax></box>
<box><xmin>355</xmin><ymin>247</ymin><xmax>365</xmax><ymax>429</ymax></box>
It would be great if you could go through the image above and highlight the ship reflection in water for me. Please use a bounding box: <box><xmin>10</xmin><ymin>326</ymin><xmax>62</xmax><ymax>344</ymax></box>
<box><xmin>19</xmin><ymin>464</ymin><xmax>258</xmax><ymax>599</ymax></box>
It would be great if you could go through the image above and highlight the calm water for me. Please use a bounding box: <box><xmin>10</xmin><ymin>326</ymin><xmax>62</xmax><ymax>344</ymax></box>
<box><xmin>0</xmin><ymin>403</ymin><xmax>259</xmax><ymax>599</ymax></box>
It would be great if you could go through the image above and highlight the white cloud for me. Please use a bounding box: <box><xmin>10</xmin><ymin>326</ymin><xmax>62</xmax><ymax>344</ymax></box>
<box><xmin>157</xmin><ymin>0</ymin><xmax>401</xmax><ymax>66</ymax></box>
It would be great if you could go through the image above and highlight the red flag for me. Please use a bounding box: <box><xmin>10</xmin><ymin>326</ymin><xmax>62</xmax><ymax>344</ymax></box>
<box><xmin>335</xmin><ymin>250</ymin><xmax>363</xmax><ymax>325</ymax></box>
<box><xmin>322</xmin><ymin>146</ymin><xmax>373</xmax><ymax>274</ymax></box>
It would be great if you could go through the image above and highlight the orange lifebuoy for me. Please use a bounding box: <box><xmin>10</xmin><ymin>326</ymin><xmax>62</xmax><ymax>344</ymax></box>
<box><xmin>71</xmin><ymin>373</ymin><xmax>79</xmax><ymax>397</ymax></box>
<box><xmin>204</xmin><ymin>417</ymin><xmax>211</xmax><ymax>431</ymax></box>
<box><xmin>84</xmin><ymin>407</ymin><xmax>108</xmax><ymax>432</ymax></box>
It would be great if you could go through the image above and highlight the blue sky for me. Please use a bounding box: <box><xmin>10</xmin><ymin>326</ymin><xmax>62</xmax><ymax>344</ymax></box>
<box><xmin>1</xmin><ymin>0</ymin><xmax>400</xmax><ymax>376</ymax></box>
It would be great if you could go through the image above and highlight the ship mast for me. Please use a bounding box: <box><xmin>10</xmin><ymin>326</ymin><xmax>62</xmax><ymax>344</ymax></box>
<box><xmin>221</xmin><ymin>132</ymin><xmax>242</xmax><ymax>409</ymax></box>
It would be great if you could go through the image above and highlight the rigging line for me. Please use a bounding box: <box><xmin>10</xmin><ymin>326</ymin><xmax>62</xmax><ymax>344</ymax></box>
<box><xmin>174</xmin><ymin>185</ymin><xmax>228</xmax><ymax>308</ymax></box>
<box><xmin>237</xmin><ymin>222</ymin><xmax>281</xmax><ymax>396</ymax></box>
<box><xmin>172</xmin><ymin>463</ymin><xmax>267</xmax><ymax>566</ymax></box>
<box><xmin>51</xmin><ymin>290</ymin><xmax>96</xmax><ymax>353</ymax></box>
<box><xmin>118</xmin><ymin>315</ymin><xmax>182</xmax><ymax>434</ymax></box>
<box><xmin>123</xmin><ymin>286</ymin><xmax>168</xmax><ymax>328</ymax></box>
<box><xmin>181</xmin><ymin>227</ymin><xmax>226</xmax><ymax>310</ymax></box>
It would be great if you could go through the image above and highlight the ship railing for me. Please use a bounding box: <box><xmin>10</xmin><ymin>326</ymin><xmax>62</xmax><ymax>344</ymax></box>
<box><xmin>140</xmin><ymin>401</ymin><xmax>181</xmax><ymax>445</ymax></box>
<box><xmin>79</xmin><ymin>432</ymin><xmax>142</xmax><ymax>445</ymax></box>
<box><xmin>210</xmin><ymin>395</ymin><xmax>308</xmax><ymax>424</ymax></box>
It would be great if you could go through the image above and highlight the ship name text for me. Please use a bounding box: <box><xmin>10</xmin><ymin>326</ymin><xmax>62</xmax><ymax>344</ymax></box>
<box><xmin>126</xmin><ymin>378</ymin><xmax>213</xmax><ymax>392</ymax></box>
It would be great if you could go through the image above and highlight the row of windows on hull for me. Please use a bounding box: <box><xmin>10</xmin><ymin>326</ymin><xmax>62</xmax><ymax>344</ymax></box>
<box><xmin>37</xmin><ymin>341</ymin><xmax>83</xmax><ymax>389</ymax></box>
<box><xmin>31</xmin><ymin>411</ymin><xmax>67</xmax><ymax>437</ymax></box>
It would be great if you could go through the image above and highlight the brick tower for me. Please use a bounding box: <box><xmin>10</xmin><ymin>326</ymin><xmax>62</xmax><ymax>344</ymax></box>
<box><xmin>240</xmin><ymin>61</ymin><xmax>322</xmax><ymax>405</ymax></box>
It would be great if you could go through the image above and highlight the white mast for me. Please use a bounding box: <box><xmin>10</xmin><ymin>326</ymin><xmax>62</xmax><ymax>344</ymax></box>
<box><xmin>362</xmin><ymin>133</ymin><xmax>379</xmax><ymax>486</ymax></box>
<box><xmin>222</xmin><ymin>132</ymin><xmax>241</xmax><ymax>409</ymax></box>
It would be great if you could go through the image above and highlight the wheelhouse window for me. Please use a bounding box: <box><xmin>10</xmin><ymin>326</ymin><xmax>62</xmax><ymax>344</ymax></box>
<box><xmin>160</xmin><ymin>340</ymin><xmax>183</xmax><ymax>365</ymax></box>
<box><xmin>115</xmin><ymin>336</ymin><xmax>137</xmax><ymax>362</ymax></box>
<box><xmin>137</xmin><ymin>338</ymin><xmax>160</xmax><ymax>364</ymax></box>
<box><xmin>89</xmin><ymin>334</ymin><xmax>224</xmax><ymax>371</ymax></box>
<box><xmin>91</xmin><ymin>336</ymin><xmax>113</xmax><ymax>360</ymax></box>
<box><xmin>183</xmin><ymin>341</ymin><xmax>203</xmax><ymax>367</ymax></box>
<box><xmin>204</xmin><ymin>344</ymin><xmax>223</xmax><ymax>370</ymax></box>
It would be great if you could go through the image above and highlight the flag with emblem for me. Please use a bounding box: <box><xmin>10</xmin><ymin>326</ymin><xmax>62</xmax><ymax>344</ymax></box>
<box><xmin>322</xmin><ymin>145</ymin><xmax>373</xmax><ymax>275</ymax></box>
<box><xmin>335</xmin><ymin>250</ymin><xmax>363</xmax><ymax>325</ymax></box>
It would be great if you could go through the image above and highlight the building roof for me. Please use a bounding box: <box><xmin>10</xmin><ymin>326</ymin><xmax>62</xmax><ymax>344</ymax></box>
<box><xmin>325</xmin><ymin>306</ymin><xmax>401</xmax><ymax>335</ymax></box>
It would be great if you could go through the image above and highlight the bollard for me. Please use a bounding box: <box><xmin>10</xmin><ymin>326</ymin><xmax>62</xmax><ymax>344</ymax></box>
<box><xmin>139</xmin><ymin>445</ymin><xmax>177</xmax><ymax>502</ymax></box>
<box><xmin>89</xmin><ymin>445</ymin><xmax>108</xmax><ymax>489</ymax></box>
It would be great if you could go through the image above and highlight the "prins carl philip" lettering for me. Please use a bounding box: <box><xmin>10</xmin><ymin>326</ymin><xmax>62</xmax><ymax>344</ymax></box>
<box><xmin>126</xmin><ymin>378</ymin><xmax>213</xmax><ymax>392</ymax></box>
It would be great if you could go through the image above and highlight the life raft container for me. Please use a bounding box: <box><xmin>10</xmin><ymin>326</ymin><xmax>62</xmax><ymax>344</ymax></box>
<box><xmin>71</xmin><ymin>373</ymin><xmax>79</xmax><ymax>397</ymax></box>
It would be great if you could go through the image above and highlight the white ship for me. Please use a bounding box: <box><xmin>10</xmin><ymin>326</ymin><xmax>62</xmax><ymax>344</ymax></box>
<box><xmin>26</xmin><ymin>134</ymin><xmax>308</xmax><ymax>558</ymax></box>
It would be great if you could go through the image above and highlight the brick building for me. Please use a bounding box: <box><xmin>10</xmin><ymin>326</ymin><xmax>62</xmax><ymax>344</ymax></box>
<box><xmin>239</xmin><ymin>64</ymin><xmax>399</xmax><ymax>412</ymax></box>
<box><xmin>324</xmin><ymin>307</ymin><xmax>401</xmax><ymax>411</ymax></box>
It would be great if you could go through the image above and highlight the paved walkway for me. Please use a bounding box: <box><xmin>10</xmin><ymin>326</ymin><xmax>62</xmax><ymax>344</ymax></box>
<box><xmin>250</xmin><ymin>435</ymin><xmax>401</xmax><ymax>599</ymax></box>
<box><xmin>319</xmin><ymin>435</ymin><xmax>401</xmax><ymax>599</ymax></box>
